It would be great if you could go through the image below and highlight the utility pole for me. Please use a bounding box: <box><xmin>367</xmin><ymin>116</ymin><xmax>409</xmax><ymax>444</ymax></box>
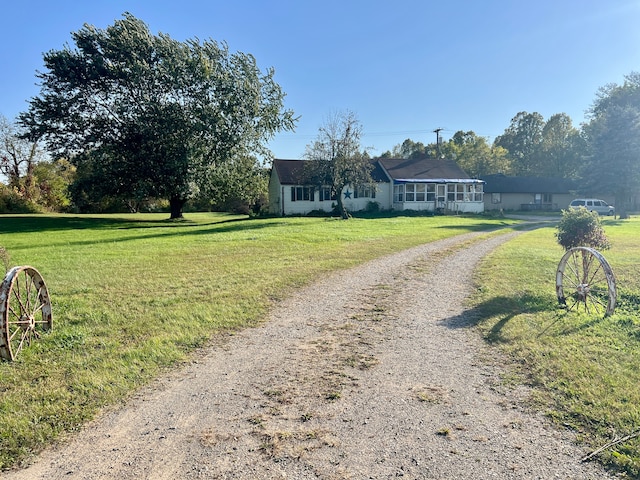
<box><xmin>433</xmin><ymin>128</ymin><xmax>443</xmax><ymax>157</ymax></box>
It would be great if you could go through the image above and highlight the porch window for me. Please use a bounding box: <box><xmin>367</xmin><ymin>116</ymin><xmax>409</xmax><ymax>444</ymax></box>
<box><xmin>405</xmin><ymin>184</ymin><xmax>416</xmax><ymax>202</ymax></box>
<box><xmin>426</xmin><ymin>184</ymin><xmax>436</xmax><ymax>201</ymax></box>
<box><xmin>465</xmin><ymin>184</ymin><xmax>483</xmax><ymax>202</ymax></box>
<box><xmin>416</xmin><ymin>184</ymin><xmax>426</xmax><ymax>201</ymax></box>
<box><xmin>291</xmin><ymin>186</ymin><xmax>314</xmax><ymax>202</ymax></box>
<box><xmin>393</xmin><ymin>184</ymin><xmax>404</xmax><ymax>202</ymax></box>
<box><xmin>447</xmin><ymin>184</ymin><xmax>465</xmax><ymax>201</ymax></box>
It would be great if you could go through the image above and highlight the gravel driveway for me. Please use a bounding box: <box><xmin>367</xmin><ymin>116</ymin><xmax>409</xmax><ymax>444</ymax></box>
<box><xmin>5</xmin><ymin>229</ymin><xmax>617</xmax><ymax>479</ymax></box>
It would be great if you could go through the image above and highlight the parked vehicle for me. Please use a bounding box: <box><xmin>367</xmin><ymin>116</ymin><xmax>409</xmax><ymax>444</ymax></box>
<box><xmin>569</xmin><ymin>198</ymin><xmax>615</xmax><ymax>215</ymax></box>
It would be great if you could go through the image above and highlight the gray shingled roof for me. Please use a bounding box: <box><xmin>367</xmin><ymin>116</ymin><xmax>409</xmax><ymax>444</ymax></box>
<box><xmin>378</xmin><ymin>157</ymin><xmax>474</xmax><ymax>182</ymax></box>
<box><xmin>272</xmin><ymin>159</ymin><xmax>388</xmax><ymax>185</ymax></box>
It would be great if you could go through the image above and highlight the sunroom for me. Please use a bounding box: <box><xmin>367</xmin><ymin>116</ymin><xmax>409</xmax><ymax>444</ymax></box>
<box><xmin>392</xmin><ymin>179</ymin><xmax>484</xmax><ymax>213</ymax></box>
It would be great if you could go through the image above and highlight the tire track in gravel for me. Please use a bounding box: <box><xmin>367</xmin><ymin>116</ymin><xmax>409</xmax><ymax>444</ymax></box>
<box><xmin>4</xmin><ymin>229</ymin><xmax>616</xmax><ymax>479</ymax></box>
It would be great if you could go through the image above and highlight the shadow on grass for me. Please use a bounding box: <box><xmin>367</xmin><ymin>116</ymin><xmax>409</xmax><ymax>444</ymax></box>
<box><xmin>441</xmin><ymin>292</ymin><xmax>607</xmax><ymax>343</ymax></box>
<box><xmin>7</xmin><ymin>221</ymin><xmax>295</xmax><ymax>254</ymax></box>
<box><xmin>0</xmin><ymin>213</ymin><xmax>249</xmax><ymax>234</ymax></box>
<box><xmin>433</xmin><ymin>221</ymin><xmax>517</xmax><ymax>232</ymax></box>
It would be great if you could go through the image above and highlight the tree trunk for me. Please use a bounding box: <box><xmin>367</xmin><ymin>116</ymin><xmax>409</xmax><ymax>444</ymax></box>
<box><xmin>169</xmin><ymin>196</ymin><xmax>186</xmax><ymax>220</ymax></box>
<box><xmin>335</xmin><ymin>191</ymin><xmax>349</xmax><ymax>219</ymax></box>
<box><xmin>615</xmin><ymin>193</ymin><xmax>629</xmax><ymax>219</ymax></box>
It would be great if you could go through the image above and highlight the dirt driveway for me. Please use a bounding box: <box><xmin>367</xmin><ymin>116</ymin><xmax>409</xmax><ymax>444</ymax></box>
<box><xmin>5</xmin><ymin>230</ymin><xmax>616</xmax><ymax>479</ymax></box>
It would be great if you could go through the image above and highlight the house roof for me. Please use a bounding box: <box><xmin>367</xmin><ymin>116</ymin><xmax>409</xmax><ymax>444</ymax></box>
<box><xmin>378</xmin><ymin>157</ymin><xmax>480</xmax><ymax>183</ymax></box>
<box><xmin>272</xmin><ymin>159</ymin><xmax>306</xmax><ymax>185</ymax></box>
<box><xmin>272</xmin><ymin>159</ymin><xmax>388</xmax><ymax>185</ymax></box>
<box><xmin>480</xmin><ymin>174</ymin><xmax>578</xmax><ymax>193</ymax></box>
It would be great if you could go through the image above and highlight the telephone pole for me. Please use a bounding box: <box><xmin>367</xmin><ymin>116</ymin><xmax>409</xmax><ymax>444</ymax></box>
<box><xmin>433</xmin><ymin>128</ymin><xmax>443</xmax><ymax>157</ymax></box>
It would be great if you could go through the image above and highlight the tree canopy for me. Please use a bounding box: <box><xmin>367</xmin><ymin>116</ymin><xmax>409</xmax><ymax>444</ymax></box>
<box><xmin>20</xmin><ymin>13</ymin><xmax>296</xmax><ymax>218</ymax></box>
<box><xmin>494</xmin><ymin>112</ymin><xmax>545</xmax><ymax>175</ymax></box>
<box><xmin>539</xmin><ymin>113</ymin><xmax>585</xmax><ymax>178</ymax></box>
<box><xmin>582</xmin><ymin>72</ymin><xmax>640</xmax><ymax>218</ymax></box>
<box><xmin>493</xmin><ymin>111</ymin><xmax>584</xmax><ymax>178</ymax></box>
<box><xmin>444</xmin><ymin>131</ymin><xmax>511</xmax><ymax>178</ymax></box>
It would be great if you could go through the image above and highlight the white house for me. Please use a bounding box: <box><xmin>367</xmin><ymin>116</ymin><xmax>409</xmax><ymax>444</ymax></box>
<box><xmin>268</xmin><ymin>156</ymin><xmax>485</xmax><ymax>216</ymax></box>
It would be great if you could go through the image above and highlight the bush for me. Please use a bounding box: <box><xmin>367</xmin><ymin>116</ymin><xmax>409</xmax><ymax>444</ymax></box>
<box><xmin>555</xmin><ymin>207</ymin><xmax>611</xmax><ymax>251</ymax></box>
<box><xmin>365</xmin><ymin>201</ymin><xmax>380</xmax><ymax>213</ymax></box>
<box><xmin>0</xmin><ymin>185</ymin><xmax>43</xmax><ymax>214</ymax></box>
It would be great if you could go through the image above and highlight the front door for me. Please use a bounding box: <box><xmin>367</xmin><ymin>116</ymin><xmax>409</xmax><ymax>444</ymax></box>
<box><xmin>437</xmin><ymin>184</ymin><xmax>446</xmax><ymax>208</ymax></box>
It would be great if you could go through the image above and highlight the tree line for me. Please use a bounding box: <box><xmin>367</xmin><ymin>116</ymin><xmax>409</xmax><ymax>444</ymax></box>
<box><xmin>1</xmin><ymin>12</ymin><xmax>639</xmax><ymax>218</ymax></box>
<box><xmin>378</xmin><ymin>75</ymin><xmax>640</xmax><ymax>219</ymax></box>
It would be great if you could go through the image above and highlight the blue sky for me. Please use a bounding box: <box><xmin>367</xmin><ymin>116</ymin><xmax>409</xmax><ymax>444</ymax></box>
<box><xmin>2</xmin><ymin>0</ymin><xmax>639</xmax><ymax>160</ymax></box>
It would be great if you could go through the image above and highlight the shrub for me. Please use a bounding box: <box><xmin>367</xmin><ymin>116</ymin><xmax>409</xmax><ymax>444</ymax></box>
<box><xmin>365</xmin><ymin>201</ymin><xmax>380</xmax><ymax>213</ymax></box>
<box><xmin>555</xmin><ymin>207</ymin><xmax>611</xmax><ymax>251</ymax></box>
<box><xmin>0</xmin><ymin>185</ymin><xmax>43</xmax><ymax>214</ymax></box>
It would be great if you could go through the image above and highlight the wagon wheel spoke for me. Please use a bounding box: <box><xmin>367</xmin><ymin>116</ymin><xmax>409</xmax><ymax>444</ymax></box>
<box><xmin>13</xmin><ymin>331</ymin><xmax>29</xmax><ymax>356</ymax></box>
<box><xmin>7</xmin><ymin>324</ymin><xmax>22</xmax><ymax>342</ymax></box>
<box><xmin>588</xmin><ymin>294</ymin><xmax>608</xmax><ymax>310</ymax></box>
<box><xmin>565</xmin><ymin>296</ymin><xmax>580</xmax><ymax>311</ymax></box>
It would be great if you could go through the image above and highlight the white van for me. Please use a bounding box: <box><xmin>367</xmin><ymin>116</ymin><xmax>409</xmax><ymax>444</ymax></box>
<box><xmin>569</xmin><ymin>199</ymin><xmax>614</xmax><ymax>215</ymax></box>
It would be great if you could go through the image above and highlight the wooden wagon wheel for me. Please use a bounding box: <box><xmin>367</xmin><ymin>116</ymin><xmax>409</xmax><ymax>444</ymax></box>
<box><xmin>556</xmin><ymin>247</ymin><xmax>617</xmax><ymax>317</ymax></box>
<box><xmin>0</xmin><ymin>266</ymin><xmax>52</xmax><ymax>361</ymax></box>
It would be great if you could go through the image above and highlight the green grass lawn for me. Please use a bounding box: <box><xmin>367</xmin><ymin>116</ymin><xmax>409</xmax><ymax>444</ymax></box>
<box><xmin>3</xmin><ymin>212</ymin><xmax>639</xmax><ymax>476</ymax></box>
<box><xmin>0</xmin><ymin>212</ymin><xmax>516</xmax><ymax>470</ymax></box>
<box><xmin>471</xmin><ymin>216</ymin><xmax>640</xmax><ymax>477</ymax></box>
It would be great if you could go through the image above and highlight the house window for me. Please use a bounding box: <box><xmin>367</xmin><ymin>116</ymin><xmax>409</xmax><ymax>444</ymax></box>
<box><xmin>447</xmin><ymin>184</ymin><xmax>465</xmax><ymax>201</ymax></box>
<box><xmin>465</xmin><ymin>184</ymin><xmax>473</xmax><ymax>202</ymax></box>
<box><xmin>416</xmin><ymin>184</ymin><xmax>426</xmax><ymax>201</ymax></box>
<box><xmin>291</xmin><ymin>186</ymin><xmax>314</xmax><ymax>202</ymax></box>
<box><xmin>393</xmin><ymin>184</ymin><xmax>404</xmax><ymax>202</ymax></box>
<box><xmin>464</xmin><ymin>184</ymin><xmax>484</xmax><ymax>202</ymax></box>
<box><xmin>426</xmin><ymin>184</ymin><xmax>436</xmax><ymax>201</ymax></box>
<box><xmin>354</xmin><ymin>185</ymin><xmax>376</xmax><ymax>199</ymax></box>
<box><xmin>492</xmin><ymin>192</ymin><xmax>501</xmax><ymax>204</ymax></box>
<box><xmin>405</xmin><ymin>184</ymin><xmax>416</xmax><ymax>202</ymax></box>
<box><xmin>543</xmin><ymin>193</ymin><xmax>552</xmax><ymax>203</ymax></box>
<box><xmin>466</xmin><ymin>183</ymin><xmax>482</xmax><ymax>203</ymax></box>
<box><xmin>319</xmin><ymin>187</ymin><xmax>335</xmax><ymax>201</ymax></box>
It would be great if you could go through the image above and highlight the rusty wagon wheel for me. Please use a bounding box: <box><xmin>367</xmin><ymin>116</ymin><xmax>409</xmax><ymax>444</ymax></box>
<box><xmin>556</xmin><ymin>247</ymin><xmax>617</xmax><ymax>317</ymax></box>
<box><xmin>0</xmin><ymin>266</ymin><xmax>52</xmax><ymax>361</ymax></box>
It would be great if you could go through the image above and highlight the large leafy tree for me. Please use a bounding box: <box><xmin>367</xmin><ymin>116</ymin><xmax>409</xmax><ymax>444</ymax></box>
<box><xmin>539</xmin><ymin>113</ymin><xmax>585</xmax><ymax>178</ymax></box>
<box><xmin>304</xmin><ymin>111</ymin><xmax>372</xmax><ymax>219</ymax></box>
<box><xmin>494</xmin><ymin>111</ymin><xmax>585</xmax><ymax>178</ymax></box>
<box><xmin>19</xmin><ymin>13</ymin><xmax>296</xmax><ymax>218</ymax></box>
<box><xmin>196</xmin><ymin>154</ymin><xmax>269</xmax><ymax>214</ymax></box>
<box><xmin>494</xmin><ymin>111</ymin><xmax>545</xmax><ymax>175</ymax></box>
<box><xmin>445</xmin><ymin>131</ymin><xmax>511</xmax><ymax>177</ymax></box>
<box><xmin>582</xmin><ymin>72</ymin><xmax>640</xmax><ymax>219</ymax></box>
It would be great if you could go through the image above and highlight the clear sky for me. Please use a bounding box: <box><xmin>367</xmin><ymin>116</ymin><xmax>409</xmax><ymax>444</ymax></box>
<box><xmin>2</xmin><ymin>0</ymin><xmax>639</xmax><ymax>161</ymax></box>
